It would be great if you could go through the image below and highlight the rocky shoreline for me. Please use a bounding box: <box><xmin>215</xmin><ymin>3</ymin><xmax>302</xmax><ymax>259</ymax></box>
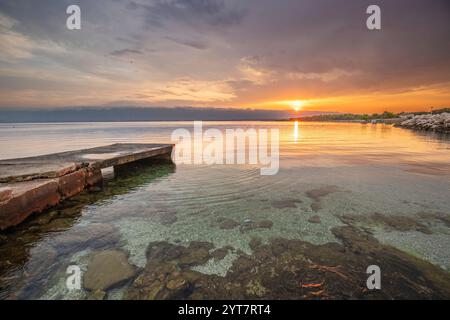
<box><xmin>395</xmin><ymin>113</ymin><xmax>450</xmax><ymax>133</ymax></box>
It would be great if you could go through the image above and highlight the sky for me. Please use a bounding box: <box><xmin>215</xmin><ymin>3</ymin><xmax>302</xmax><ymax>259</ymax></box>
<box><xmin>0</xmin><ymin>0</ymin><xmax>450</xmax><ymax>115</ymax></box>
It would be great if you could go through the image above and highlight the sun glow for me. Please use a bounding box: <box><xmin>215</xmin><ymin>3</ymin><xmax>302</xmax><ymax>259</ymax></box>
<box><xmin>291</xmin><ymin>100</ymin><xmax>304</xmax><ymax>111</ymax></box>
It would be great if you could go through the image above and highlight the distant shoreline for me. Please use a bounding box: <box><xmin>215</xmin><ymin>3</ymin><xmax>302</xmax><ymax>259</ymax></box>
<box><xmin>0</xmin><ymin>119</ymin><xmax>294</xmax><ymax>123</ymax></box>
<box><xmin>1</xmin><ymin>108</ymin><xmax>448</xmax><ymax>124</ymax></box>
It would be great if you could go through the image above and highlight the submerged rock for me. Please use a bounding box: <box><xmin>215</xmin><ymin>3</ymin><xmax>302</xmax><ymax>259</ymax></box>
<box><xmin>258</xmin><ymin>220</ymin><xmax>274</xmax><ymax>229</ymax></box>
<box><xmin>146</xmin><ymin>241</ymin><xmax>213</xmax><ymax>268</ymax></box>
<box><xmin>308</xmin><ymin>215</ymin><xmax>321</xmax><ymax>224</ymax></box>
<box><xmin>417</xmin><ymin>212</ymin><xmax>450</xmax><ymax>228</ymax></box>
<box><xmin>179</xmin><ymin>242</ymin><xmax>213</xmax><ymax>267</ymax></box>
<box><xmin>126</xmin><ymin>230</ymin><xmax>450</xmax><ymax>299</ymax></box>
<box><xmin>166</xmin><ymin>276</ymin><xmax>187</xmax><ymax>290</ymax></box>
<box><xmin>310</xmin><ymin>202</ymin><xmax>322</xmax><ymax>212</ymax></box>
<box><xmin>146</xmin><ymin>241</ymin><xmax>184</xmax><ymax>262</ymax></box>
<box><xmin>306</xmin><ymin>186</ymin><xmax>340</xmax><ymax>202</ymax></box>
<box><xmin>240</xmin><ymin>220</ymin><xmax>273</xmax><ymax>233</ymax></box>
<box><xmin>86</xmin><ymin>289</ymin><xmax>106</xmax><ymax>300</ymax></box>
<box><xmin>217</xmin><ymin>218</ymin><xmax>240</xmax><ymax>230</ymax></box>
<box><xmin>84</xmin><ymin>250</ymin><xmax>137</xmax><ymax>291</ymax></box>
<box><xmin>125</xmin><ymin>258</ymin><xmax>201</xmax><ymax>300</ymax></box>
<box><xmin>306</xmin><ymin>185</ymin><xmax>340</xmax><ymax>212</ymax></box>
<box><xmin>249</xmin><ymin>237</ymin><xmax>262</xmax><ymax>250</ymax></box>
<box><xmin>246</xmin><ymin>279</ymin><xmax>268</xmax><ymax>297</ymax></box>
<box><xmin>271</xmin><ymin>199</ymin><xmax>300</xmax><ymax>209</ymax></box>
<box><xmin>339</xmin><ymin>213</ymin><xmax>432</xmax><ymax>234</ymax></box>
<box><xmin>210</xmin><ymin>246</ymin><xmax>234</xmax><ymax>261</ymax></box>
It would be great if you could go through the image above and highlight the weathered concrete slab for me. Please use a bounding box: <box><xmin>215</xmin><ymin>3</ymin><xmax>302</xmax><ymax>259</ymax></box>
<box><xmin>0</xmin><ymin>143</ymin><xmax>174</xmax><ymax>230</ymax></box>
<box><xmin>0</xmin><ymin>143</ymin><xmax>173</xmax><ymax>183</ymax></box>
<box><xmin>0</xmin><ymin>179</ymin><xmax>61</xmax><ymax>229</ymax></box>
<box><xmin>0</xmin><ymin>187</ymin><xmax>13</xmax><ymax>202</ymax></box>
<box><xmin>0</xmin><ymin>162</ymin><xmax>79</xmax><ymax>184</ymax></box>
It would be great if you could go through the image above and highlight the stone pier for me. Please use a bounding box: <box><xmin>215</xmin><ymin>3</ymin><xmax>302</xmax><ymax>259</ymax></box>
<box><xmin>0</xmin><ymin>143</ymin><xmax>174</xmax><ymax>230</ymax></box>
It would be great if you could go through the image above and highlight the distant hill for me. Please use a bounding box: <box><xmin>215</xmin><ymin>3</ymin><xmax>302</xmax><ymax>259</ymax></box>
<box><xmin>0</xmin><ymin>107</ymin><xmax>335</xmax><ymax>123</ymax></box>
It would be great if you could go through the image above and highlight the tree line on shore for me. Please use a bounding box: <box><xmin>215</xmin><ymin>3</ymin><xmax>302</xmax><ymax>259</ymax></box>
<box><xmin>293</xmin><ymin>108</ymin><xmax>450</xmax><ymax>122</ymax></box>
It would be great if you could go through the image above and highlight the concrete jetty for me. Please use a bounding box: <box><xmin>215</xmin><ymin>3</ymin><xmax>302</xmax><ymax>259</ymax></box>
<box><xmin>0</xmin><ymin>143</ymin><xmax>174</xmax><ymax>230</ymax></box>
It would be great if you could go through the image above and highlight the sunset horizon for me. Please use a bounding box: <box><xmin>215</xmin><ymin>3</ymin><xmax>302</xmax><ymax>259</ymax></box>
<box><xmin>1</xmin><ymin>0</ymin><xmax>449</xmax><ymax>116</ymax></box>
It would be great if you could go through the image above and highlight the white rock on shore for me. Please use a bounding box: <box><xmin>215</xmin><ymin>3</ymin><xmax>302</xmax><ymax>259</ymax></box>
<box><xmin>396</xmin><ymin>113</ymin><xmax>450</xmax><ymax>133</ymax></box>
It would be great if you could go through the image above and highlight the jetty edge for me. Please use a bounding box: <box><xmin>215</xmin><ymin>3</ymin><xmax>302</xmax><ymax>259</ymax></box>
<box><xmin>0</xmin><ymin>143</ymin><xmax>174</xmax><ymax>230</ymax></box>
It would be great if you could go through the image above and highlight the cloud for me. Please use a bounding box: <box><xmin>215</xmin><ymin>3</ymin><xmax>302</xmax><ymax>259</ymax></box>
<box><xmin>0</xmin><ymin>11</ymin><xmax>67</xmax><ymax>62</ymax></box>
<box><xmin>139</xmin><ymin>77</ymin><xmax>236</xmax><ymax>103</ymax></box>
<box><xmin>286</xmin><ymin>69</ymin><xmax>361</xmax><ymax>82</ymax></box>
<box><xmin>237</xmin><ymin>56</ymin><xmax>274</xmax><ymax>85</ymax></box>
<box><xmin>110</xmin><ymin>48</ymin><xmax>143</xmax><ymax>57</ymax></box>
<box><xmin>0</xmin><ymin>12</ymin><xmax>33</xmax><ymax>60</ymax></box>
<box><xmin>0</xmin><ymin>11</ymin><xmax>17</xmax><ymax>28</ymax></box>
<box><xmin>0</xmin><ymin>0</ymin><xmax>449</xmax><ymax>112</ymax></box>
<box><xmin>135</xmin><ymin>0</ymin><xmax>247</xmax><ymax>29</ymax></box>
<box><xmin>0</xmin><ymin>28</ymin><xmax>34</xmax><ymax>61</ymax></box>
<box><xmin>164</xmin><ymin>36</ymin><xmax>208</xmax><ymax>50</ymax></box>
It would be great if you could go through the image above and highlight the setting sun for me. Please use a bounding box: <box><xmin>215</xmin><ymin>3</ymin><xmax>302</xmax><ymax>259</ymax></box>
<box><xmin>291</xmin><ymin>100</ymin><xmax>304</xmax><ymax>111</ymax></box>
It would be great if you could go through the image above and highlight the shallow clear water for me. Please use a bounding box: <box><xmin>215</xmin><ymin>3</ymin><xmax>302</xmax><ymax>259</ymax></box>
<box><xmin>0</xmin><ymin>121</ymin><xmax>449</xmax><ymax>299</ymax></box>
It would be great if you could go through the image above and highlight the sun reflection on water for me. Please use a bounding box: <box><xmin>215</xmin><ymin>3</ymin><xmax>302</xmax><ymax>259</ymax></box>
<box><xmin>294</xmin><ymin>121</ymin><xmax>299</xmax><ymax>143</ymax></box>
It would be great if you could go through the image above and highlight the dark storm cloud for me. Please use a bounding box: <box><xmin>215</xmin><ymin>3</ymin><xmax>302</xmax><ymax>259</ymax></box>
<box><xmin>0</xmin><ymin>106</ymin><xmax>325</xmax><ymax>122</ymax></box>
<box><xmin>238</xmin><ymin>0</ymin><xmax>450</xmax><ymax>73</ymax></box>
<box><xmin>130</xmin><ymin>0</ymin><xmax>246</xmax><ymax>28</ymax></box>
<box><xmin>221</xmin><ymin>0</ymin><xmax>450</xmax><ymax>101</ymax></box>
<box><xmin>0</xmin><ymin>0</ymin><xmax>69</xmax><ymax>39</ymax></box>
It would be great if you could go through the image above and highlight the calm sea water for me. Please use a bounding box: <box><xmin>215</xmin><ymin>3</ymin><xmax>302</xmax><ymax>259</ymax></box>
<box><xmin>0</xmin><ymin>121</ymin><xmax>449</xmax><ymax>299</ymax></box>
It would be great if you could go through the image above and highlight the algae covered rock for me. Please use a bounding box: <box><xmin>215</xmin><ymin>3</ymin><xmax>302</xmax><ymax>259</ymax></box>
<box><xmin>125</xmin><ymin>232</ymin><xmax>450</xmax><ymax>300</ymax></box>
<box><xmin>308</xmin><ymin>215</ymin><xmax>321</xmax><ymax>224</ymax></box>
<box><xmin>83</xmin><ymin>250</ymin><xmax>137</xmax><ymax>291</ymax></box>
<box><xmin>217</xmin><ymin>218</ymin><xmax>240</xmax><ymax>230</ymax></box>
